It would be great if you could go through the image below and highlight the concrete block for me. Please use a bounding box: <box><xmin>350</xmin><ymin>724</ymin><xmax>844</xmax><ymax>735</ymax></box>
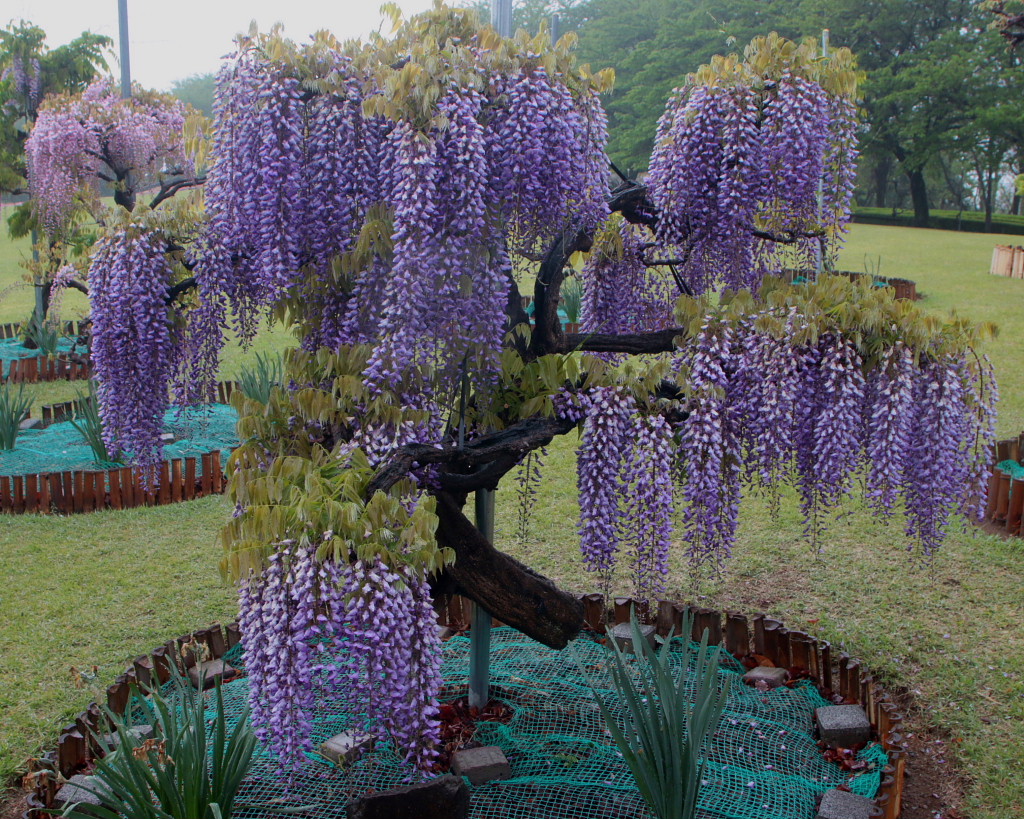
<box><xmin>816</xmin><ymin>787</ymin><xmax>876</xmax><ymax>819</ymax></box>
<box><xmin>609</xmin><ymin>622</ymin><xmax>657</xmax><ymax>655</ymax></box>
<box><xmin>451</xmin><ymin>745</ymin><xmax>512</xmax><ymax>785</ymax></box>
<box><xmin>187</xmin><ymin>658</ymin><xmax>237</xmax><ymax>690</ymax></box>
<box><xmin>319</xmin><ymin>731</ymin><xmax>376</xmax><ymax>766</ymax></box>
<box><xmin>159</xmin><ymin>432</ymin><xmax>176</xmax><ymax>444</ymax></box>
<box><xmin>815</xmin><ymin>704</ymin><xmax>871</xmax><ymax>749</ymax></box>
<box><xmin>102</xmin><ymin>724</ymin><xmax>154</xmax><ymax>749</ymax></box>
<box><xmin>55</xmin><ymin>774</ymin><xmax>106</xmax><ymax>808</ymax></box>
<box><xmin>346</xmin><ymin>774</ymin><xmax>469</xmax><ymax>819</ymax></box>
<box><xmin>742</xmin><ymin>666</ymin><xmax>790</xmax><ymax>689</ymax></box>
<box><xmin>436</xmin><ymin>624</ymin><xmax>453</xmax><ymax>641</ymax></box>
<box><xmin>19</xmin><ymin>417</ymin><xmax>41</xmax><ymax>431</ymax></box>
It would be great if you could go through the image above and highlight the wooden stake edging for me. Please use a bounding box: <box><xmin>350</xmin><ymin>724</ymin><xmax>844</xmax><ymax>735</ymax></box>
<box><xmin>0</xmin><ymin>449</ymin><xmax>228</xmax><ymax>515</ymax></box>
<box><xmin>36</xmin><ymin>603</ymin><xmax>908</xmax><ymax>819</ymax></box>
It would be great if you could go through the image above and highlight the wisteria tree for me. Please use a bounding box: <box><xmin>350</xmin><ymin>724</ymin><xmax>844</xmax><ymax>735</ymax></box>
<box><xmin>21</xmin><ymin>77</ymin><xmax>203</xmax><ymax>327</ymax></box>
<box><xmin>29</xmin><ymin>5</ymin><xmax>997</xmax><ymax>775</ymax></box>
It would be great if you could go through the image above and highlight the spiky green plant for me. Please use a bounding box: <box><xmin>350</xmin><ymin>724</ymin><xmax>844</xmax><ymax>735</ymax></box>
<box><xmin>71</xmin><ymin>380</ymin><xmax>119</xmax><ymax>463</ymax></box>
<box><xmin>24</xmin><ymin>312</ymin><xmax>61</xmax><ymax>356</ymax></box>
<box><xmin>57</xmin><ymin>672</ymin><xmax>272</xmax><ymax>819</ymax></box>
<box><xmin>580</xmin><ymin>611</ymin><xmax>730</xmax><ymax>819</ymax></box>
<box><xmin>237</xmin><ymin>352</ymin><xmax>283</xmax><ymax>404</ymax></box>
<box><xmin>0</xmin><ymin>383</ymin><xmax>32</xmax><ymax>450</ymax></box>
<box><xmin>561</xmin><ymin>276</ymin><xmax>583</xmax><ymax>323</ymax></box>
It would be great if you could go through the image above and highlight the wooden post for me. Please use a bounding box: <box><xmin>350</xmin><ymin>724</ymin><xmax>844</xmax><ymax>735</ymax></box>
<box><xmin>582</xmin><ymin>593</ymin><xmax>605</xmax><ymax>632</ymax></box>
<box><xmin>725</xmin><ymin>612</ymin><xmax>749</xmax><ymax>659</ymax></box>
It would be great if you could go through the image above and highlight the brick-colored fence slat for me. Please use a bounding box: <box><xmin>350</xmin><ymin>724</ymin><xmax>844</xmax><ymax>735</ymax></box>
<box><xmin>171</xmin><ymin>459</ymin><xmax>183</xmax><ymax>502</ymax></box>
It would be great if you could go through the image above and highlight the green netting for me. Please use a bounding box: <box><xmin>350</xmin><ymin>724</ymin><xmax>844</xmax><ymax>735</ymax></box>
<box><xmin>0</xmin><ymin>336</ymin><xmax>79</xmax><ymax>376</ymax></box>
<box><xmin>148</xmin><ymin>628</ymin><xmax>885</xmax><ymax>819</ymax></box>
<box><xmin>0</xmin><ymin>404</ymin><xmax>239</xmax><ymax>477</ymax></box>
<box><xmin>997</xmin><ymin>459</ymin><xmax>1024</xmax><ymax>481</ymax></box>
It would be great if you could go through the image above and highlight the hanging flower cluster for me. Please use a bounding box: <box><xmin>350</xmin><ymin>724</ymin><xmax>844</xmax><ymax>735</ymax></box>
<box><xmin>196</xmin><ymin>32</ymin><xmax>609</xmax><ymax>395</ymax></box>
<box><xmin>237</xmin><ymin>548</ymin><xmax>443</xmax><ymax>775</ymax></box>
<box><xmin>25</xmin><ymin>78</ymin><xmax>191</xmax><ymax>235</ymax></box>
<box><xmin>648</xmin><ymin>36</ymin><xmax>859</xmax><ymax>294</ymax></box>
<box><xmin>88</xmin><ymin>228</ymin><xmax>174</xmax><ymax>477</ymax></box>
<box><xmin>661</xmin><ymin>282</ymin><xmax>999</xmax><ymax>568</ymax></box>
<box><xmin>580</xmin><ymin>219</ymin><xmax>675</xmax><ymax>337</ymax></box>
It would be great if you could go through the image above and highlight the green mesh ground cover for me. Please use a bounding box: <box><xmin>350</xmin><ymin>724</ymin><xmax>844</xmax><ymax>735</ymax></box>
<box><xmin>0</xmin><ymin>336</ymin><xmax>78</xmax><ymax>376</ymax></box>
<box><xmin>997</xmin><ymin>459</ymin><xmax>1024</xmax><ymax>481</ymax></box>
<box><xmin>152</xmin><ymin>627</ymin><xmax>885</xmax><ymax>819</ymax></box>
<box><xmin>0</xmin><ymin>404</ymin><xmax>239</xmax><ymax>477</ymax></box>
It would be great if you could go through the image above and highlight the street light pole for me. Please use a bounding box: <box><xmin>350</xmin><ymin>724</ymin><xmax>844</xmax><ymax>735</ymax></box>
<box><xmin>118</xmin><ymin>0</ymin><xmax>131</xmax><ymax>99</ymax></box>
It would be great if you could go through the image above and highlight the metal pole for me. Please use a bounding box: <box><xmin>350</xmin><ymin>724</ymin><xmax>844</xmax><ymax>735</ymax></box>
<box><xmin>117</xmin><ymin>0</ymin><xmax>131</xmax><ymax>98</ymax></box>
<box><xmin>467</xmin><ymin>0</ymin><xmax>513</xmax><ymax>715</ymax></box>
<box><xmin>550</xmin><ymin>13</ymin><xmax>560</xmax><ymax>44</ymax></box>
<box><xmin>468</xmin><ymin>488</ymin><xmax>495</xmax><ymax>708</ymax></box>
<box><xmin>814</xmin><ymin>29</ymin><xmax>830</xmax><ymax>279</ymax></box>
<box><xmin>491</xmin><ymin>0</ymin><xmax>513</xmax><ymax>38</ymax></box>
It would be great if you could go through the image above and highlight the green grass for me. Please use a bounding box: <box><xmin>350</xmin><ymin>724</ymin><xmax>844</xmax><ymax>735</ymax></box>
<box><xmin>1</xmin><ymin>222</ymin><xmax>1024</xmax><ymax>816</ymax></box>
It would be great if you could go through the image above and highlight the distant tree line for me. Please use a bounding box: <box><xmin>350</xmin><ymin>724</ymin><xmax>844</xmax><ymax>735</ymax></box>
<box><xmin>474</xmin><ymin>0</ymin><xmax>1024</xmax><ymax>229</ymax></box>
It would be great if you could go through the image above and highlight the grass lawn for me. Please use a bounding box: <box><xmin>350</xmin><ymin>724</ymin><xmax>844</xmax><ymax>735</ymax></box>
<box><xmin>1</xmin><ymin>222</ymin><xmax>1023</xmax><ymax>816</ymax></box>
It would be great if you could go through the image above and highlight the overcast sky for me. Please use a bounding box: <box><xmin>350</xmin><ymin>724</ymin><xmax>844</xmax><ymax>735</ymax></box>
<box><xmin>1</xmin><ymin>0</ymin><xmax>438</xmax><ymax>90</ymax></box>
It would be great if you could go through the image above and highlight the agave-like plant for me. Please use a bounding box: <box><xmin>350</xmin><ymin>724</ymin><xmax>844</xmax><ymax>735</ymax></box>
<box><xmin>581</xmin><ymin>611</ymin><xmax>731</xmax><ymax>819</ymax></box>
<box><xmin>58</xmin><ymin>672</ymin><xmax>262</xmax><ymax>819</ymax></box>
<box><xmin>237</xmin><ymin>351</ymin><xmax>284</xmax><ymax>405</ymax></box>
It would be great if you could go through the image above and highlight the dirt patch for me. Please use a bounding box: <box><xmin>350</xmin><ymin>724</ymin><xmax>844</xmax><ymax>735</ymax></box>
<box><xmin>0</xmin><ymin>789</ymin><xmax>28</xmax><ymax>819</ymax></box>
<box><xmin>899</xmin><ymin>723</ymin><xmax>968</xmax><ymax>819</ymax></box>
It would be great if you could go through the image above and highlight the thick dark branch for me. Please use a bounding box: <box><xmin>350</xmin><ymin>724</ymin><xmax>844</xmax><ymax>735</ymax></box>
<box><xmin>150</xmin><ymin>175</ymin><xmax>207</xmax><ymax>209</ymax></box>
<box><xmin>165</xmin><ymin>276</ymin><xmax>198</xmax><ymax>304</ymax></box>
<box><xmin>560</xmin><ymin>327</ymin><xmax>684</xmax><ymax>355</ymax></box>
<box><xmin>434</xmin><ymin>491</ymin><xmax>584</xmax><ymax>649</ymax></box>
<box><xmin>529</xmin><ymin>226</ymin><xmax>592</xmax><ymax>357</ymax></box>
<box><xmin>367</xmin><ymin>415</ymin><xmax>576</xmax><ymax>497</ymax></box>
<box><xmin>67</xmin><ymin>279</ymin><xmax>90</xmax><ymax>296</ymax></box>
<box><xmin>751</xmin><ymin>227</ymin><xmax>824</xmax><ymax>244</ymax></box>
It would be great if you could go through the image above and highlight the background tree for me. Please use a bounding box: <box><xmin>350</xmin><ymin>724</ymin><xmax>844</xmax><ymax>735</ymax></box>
<box><xmin>0</xmin><ymin>21</ymin><xmax>111</xmax><ymax>196</ymax></box>
<box><xmin>169</xmin><ymin>72</ymin><xmax>215</xmax><ymax>118</ymax></box>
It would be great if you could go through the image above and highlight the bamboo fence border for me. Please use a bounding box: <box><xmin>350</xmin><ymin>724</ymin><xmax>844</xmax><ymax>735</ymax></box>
<box><xmin>0</xmin><ymin>450</ymin><xmax>224</xmax><ymax>515</ymax></box>
<box><xmin>25</xmin><ymin>598</ymin><xmax>906</xmax><ymax>819</ymax></box>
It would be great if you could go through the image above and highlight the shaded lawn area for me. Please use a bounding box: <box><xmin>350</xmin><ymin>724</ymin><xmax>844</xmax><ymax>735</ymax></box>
<box><xmin>0</xmin><ymin>223</ymin><xmax>1022</xmax><ymax>816</ymax></box>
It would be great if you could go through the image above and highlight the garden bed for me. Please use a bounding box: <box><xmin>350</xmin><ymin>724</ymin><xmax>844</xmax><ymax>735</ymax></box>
<box><xmin>24</xmin><ymin>598</ymin><xmax>907</xmax><ymax>819</ymax></box>
<box><xmin>0</xmin><ymin>400</ymin><xmax>239</xmax><ymax>514</ymax></box>
<box><xmin>0</xmin><ymin>323</ymin><xmax>90</xmax><ymax>383</ymax></box>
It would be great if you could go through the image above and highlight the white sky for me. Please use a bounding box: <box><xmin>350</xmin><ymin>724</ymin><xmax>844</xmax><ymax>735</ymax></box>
<box><xmin>0</xmin><ymin>0</ymin><xmax>438</xmax><ymax>90</ymax></box>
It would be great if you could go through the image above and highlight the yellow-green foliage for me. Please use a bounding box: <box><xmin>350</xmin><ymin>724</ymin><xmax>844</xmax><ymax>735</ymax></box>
<box><xmin>220</xmin><ymin>347</ymin><xmax>447</xmax><ymax>583</ymax></box>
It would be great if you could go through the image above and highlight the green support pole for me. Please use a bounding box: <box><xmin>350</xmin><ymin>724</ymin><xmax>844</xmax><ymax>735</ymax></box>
<box><xmin>468</xmin><ymin>487</ymin><xmax>495</xmax><ymax>709</ymax></box>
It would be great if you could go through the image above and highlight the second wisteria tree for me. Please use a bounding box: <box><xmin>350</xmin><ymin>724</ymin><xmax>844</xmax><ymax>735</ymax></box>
<box><xmin>27</xmin><ymin>5</ymin><xmax>997</xmax><ymax>776</ymax></box>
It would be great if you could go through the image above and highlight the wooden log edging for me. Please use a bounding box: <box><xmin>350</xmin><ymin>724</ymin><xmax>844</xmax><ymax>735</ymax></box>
<box><xmin>0</xmin><ymin>450</ymin><xmax>225</xmax><ymax>515</ymax></box>
<box><xmin>32</xmin><ymin>600</ymin><xmax>905</xmax><ymax>819</ymax></box>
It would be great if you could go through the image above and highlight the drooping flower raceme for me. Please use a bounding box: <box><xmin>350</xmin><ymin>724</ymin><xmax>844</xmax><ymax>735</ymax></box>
<box><xmin>88</xmin><ymin>228</ymin><xmax>175</xmax><ymax>478</ymax></box>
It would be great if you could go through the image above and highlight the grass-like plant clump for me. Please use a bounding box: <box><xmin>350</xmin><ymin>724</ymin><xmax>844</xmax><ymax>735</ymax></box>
<box><xmin>71</xmin><ymin>380</ymin><xmax>119</xmax><ymax>464</ymax></box>
<box><xmin>581</xmin><ymin>612</ymin><xmax>730</xmax><ymax>819</ymax></box>
<box><xmin>0</xmin><ymin>382</ymin><xmax>31</xmax><ymax>450</ymax></box>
